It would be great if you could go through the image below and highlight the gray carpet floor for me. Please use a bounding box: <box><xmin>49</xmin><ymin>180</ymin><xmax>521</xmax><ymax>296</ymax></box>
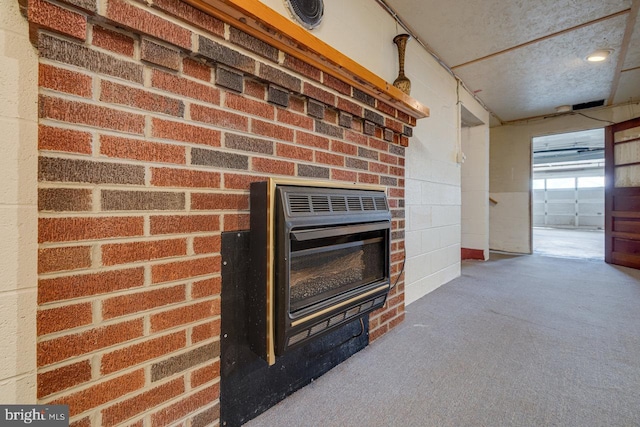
<box><xmin>246</xmin><ymin>253</ymin><xmax>640</xmax><ymax>427</ymax></box>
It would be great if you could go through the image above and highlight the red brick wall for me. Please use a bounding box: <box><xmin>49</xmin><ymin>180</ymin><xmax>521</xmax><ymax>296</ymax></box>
<box><xmin>27</xmin><ymin>0</ymin><xmax>411</xmax><ymax>424</ymax></box>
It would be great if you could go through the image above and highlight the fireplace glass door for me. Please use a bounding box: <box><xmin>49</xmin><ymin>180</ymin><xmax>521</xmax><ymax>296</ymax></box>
<box><xmin>288</xmin><ymin>224</ymin><xmax>388</xmax><ymax>313</ymax></box>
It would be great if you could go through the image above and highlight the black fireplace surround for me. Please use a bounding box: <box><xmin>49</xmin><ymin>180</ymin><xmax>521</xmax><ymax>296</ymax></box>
<box><xmin>249</xmin><ymin>180</ymin><xmax>392</xmax><ymax>361</ymax></box>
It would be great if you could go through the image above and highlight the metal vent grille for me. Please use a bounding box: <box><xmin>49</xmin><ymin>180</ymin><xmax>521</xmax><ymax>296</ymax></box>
<box><xmin>311</xmin><ymin>195</ymin><xmax>330</xmax><ymax>212</ymax></box>
<box><xmin>289</xmin><ymin>195</ymin><xmax>311</xmax><ymax>213</ymax></box>
<box><xmin>284</xmin><ymin>0</ymin><xmax>324</xmax><ymax>30</ymax></box>
<box><xmin>285</xmin><ymin>189</ymin><xmax>390</xmax><ymax>216</ymax></box>
<box><xmin>330</xmin><ymin>196</ymin><xmax>347</xmax><ymax>211</ymax></box>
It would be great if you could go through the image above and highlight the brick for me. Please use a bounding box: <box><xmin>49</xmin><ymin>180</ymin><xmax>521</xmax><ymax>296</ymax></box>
<box><xmin>376</xmin><ymin>99</ymin><xmax>396</xmax><ymax>116</ymax></box>
<box><xmin>37</xmin><ymin>302</ymin><xmax>92</xmax><ymax>336</ymax></box>
<box><xmin>303</xmin><ymin>83</ymin><xmax>335</xmax><ymax>106</ymax></box>
<box><xmin>353</xmin><ymin>88</ymin><xmax>375</xmax><ymax>107</ymax></box>
<box><xmin>152</xmin><ymin>118</ymin><xmax>220</xmax><ymax>147</ymax></box>
<box><xmin>370</xmin><ymin>136</ymin><xmax>389</xmax><ymax>151</ymax></box>
<box><xmin>384</xmin><ymin>129</ymin><xmax>394</xmax><ymax>142</ymax></box>
<box><xmin>151</xmin><ymin>256</ymin><xmax>219</xmax><ymax>284</ymax></box>
<box><xmin>150</xmin><ymin>300</ymin><xmax>218</xmax><ymax>332</ymax></box>
<box><xmin>258</xmin><ymin>63</ymin><xmax>301</xmax><ymax>92</ymax></box>
<box><xmin>283</xmin><ymin>54</ymin><xmax>320</xmax><ymax>81</ymax></box>
<box><xmin>192</xmin><ymin>405</ymin><xmax>220</xmax><ymax>427</ymax></box>
<box><xmin>190</xmin><ymin>363</ymin><xmax>218</xmax><ymax>388</ymax></box>
<box><xmin>277</xmin><ymin>109</ymin><xmax>312</xmax><ymax>130</ymax></box>
<box><xmin>141</xmin><ymin>38</ymin><xmax>181</xmax><ymax>71</ymax></box>
<box><xmin>390</xmin><ymin>165</ymin><xmax>404</xmax><ymax>176</ymax></box>
<box><xmin>215</xmin><ymin>67</ymin><xmax>243</xmax><ymax>92</ymax></box>
<box><xmin>39</xmin><ymin>34</ymin><xmax>143</xmax><ymax>83</ymax></box>
<box><xmin>358</xmin><ymin>172</ymin><xmax>380</xmax><ymax>184</ymax></box>
<box><xmin>102</xmin><ymin>285</ymin><xmax>186</xmax><ymax>319</ymax></box>
<box><xmin>191</xmin><ymin>319</ymin><xmax>220</xmax><ymax>343</ymax></box>
<box><xmin>102</xmin><ymin>378</ymin><xmax>184</xmax><ymax>425</ymax></box>
<box><xmin>323</xmin><ymin>73</ymin><xmax>351</xmax><ymax>96</ymax></box>
<box><xmin>346</xmin><ymin>129</ymin><xmax>368</xmax><ymax>146</ymax></box>
<box><xmin>151</xmin><ymin>0</ymin><xmax>224</xmax><ymax>37</ymax></box>
<box><xmin>191</xmin><ymin>104</ymin><xmax>248</xmax><ymax>132</ymax></box>
<box><xmin>191</xmin><ymin>193</ymin><xmax>249</xmax><ymax>210</ymax></box>
<box><xmin>39</xmin><ymin>64</ymin><xmax>92</xmax><ymax>98</ymax></box>
<box><xmin>69</xmin><ymin>417</ymin><xmax>91</xmax><ymax>427</ymax></box>
<box><xmin>339</xmin><ymin>112</ymin><xmax>352</xmax><ymax>128</ymax></box>
<box><xmin>191</xmin><ymin>147</ymin><xmax>248</xmax><ymax>170</ymax></box>
<box><xmin>39</xmin><ymin>267</ymin><xmax>144</xmax><ymax>304</ymax></box>
<box><xmin>325</xmin><ymin>109</ymin><xmax>338</xmax><ymax>124</ymax></box>
<box><xmin>191</xmin><ymin>277</ymin><xmax>221</xmax><ymax>299</ymax></box>
<box><xmin>151</xmin><ymin>385</ymin><xmax>218</xmax><ymax>426</ymax></box>
<box><xmin>296</xmin><ymin>131</ymin><xmax>329</xmax><ymax>149</ymax></box>
<box><xmin>289</xmin><ymin>95</ymin><xmax>305</xmax><ymax>113</ymax></box>
<box><xmin>183</xmin><ymin>58</ymin><xmax>211</xmax><ymax>81</ymax></box>
<box><xmin>298</xmin><ymin>164</ymin><xmax>329</xmax><ymax>179</ymax></box>
<box><xmin>39</xmin><ymin>216</ymin><xmax>143</xmax><ymax>243</ymax></box>
<box><xmin>102</xmin><ymin>238</ymin><xmax>186</xmax><ymax>267</ymax></box>
<box><xmin>315</xmin><ymin>151</ymin><xmax>344</xmax><ymax>166</ymax></box>
<box><xmin>223</xmin><ymin>213</ymin><xmax>250</xmax><ymax>231</ymax></box>
<box><xmin>100</xmin><ymin>135</ymin><xmax>186</xmax><ymax>164</ymax></box>
<box><xmin>364</xmin><ymin>120</ymin><xmax>376</xmax><ymax>135</ymax></box>
<box><xmin>396</xmin><ymin>109</ymin><xmax>411</xmax><ymax>124</ymax></box>
<box><xmin>330</xmin><ymin>140</ymin><xmax>357</xmax><ymax>156</ymax></box>
<box><xmin>193</xmin><ymin>235</ymin><xmax>221</xmax><ymax>255</ymax></box>
<box><xmin>225</xmin><ymin>92</ymin><xmax>274</xmax><ymax>120</ymax></box>
<box><xmin>381</xmin><ymin>176</ymin><xmax>397</xmax><ymax>187</ymax></box>
<box><xmin>101</xmin><ymin>332</ymin><xmax>186</xmax><ymax>375</ymax></box>
<box><xmin>28</xmin><ymin>0</ymin><xmax>87</xmax><ymax>40</ymax></box>
<box><xmin>38</xmin><ymin>188</ymin><xmax>92</xmax><ymax>212</ymax></box>
<box><xmin>385</xmin><ymin>117</ymin><xmax>403</xmax><ymax>133</ymax></box>
<box><xmin>346</xmin><ymin>158</ymin><xmax>368</xmax><ymax>171</ymax></box>
<box><xmin>150</xmin><ymin>214</ymin><xmax>219</xmax><ymax>235</ymax></box>
<box><xmin>100</xmin><ymin>80</ymin><xmax>184</xmax><ymax>116</ymax></box>
<box><xmin>38</xmin><ymin>360</ymin><xmax>92</xmax><ymax>399</ymax></box>
<box><xmin>39</xmin><ymin>96</ymin><xmax>145</xmax><ymax>134</ymax></box>
<box><xmin>370</xmin><ymin>162</ymin><xmax>389</xmax><ymax>174</ymax></box>
<box><xmin>268</xmin><ymin>86</ymin><xmax>289</xmax><ymax>108</ymax></box>
<box><xmin>252</xmin><ymin>120</ymin><xmax>294</xmax><ymax>141</ymax></box>
<box><xmin>92</xmin><ymin>25</ymin><xmax>134</xmax><ymax>57</ymax></box>
<box><xmin>150</xmin><ymin>342</ymin><xmax>219</xmax><ymax>381</ymax></box>
<box><xmin>337</xmin><ymin>97</ymin><xmax>363</xmax><ymax>117</ymax></box>
<box><xmin>198</xmin><ymin>36</ymin><xmax>255</xmax><ymax>74</ymax></box>
<box><xmin>252</xmin><ymin>158</ymin><xmax>294</xmax><ymax>175</ymax></box>
<box><xmin>400</xmin><ymin>135</ymin><xmax>410</xmax><ymax>147</ymax></box>
<box><xmin>39</xmin><ymin>157</ymin><xmax>145</xmax><ymax>185</ymax></box>
<box><xmin>101</xmin><ymin>190</ymin><xmax>184</xmax><ymax>211</ymax></box>
<box><xmin>307</xmin><ymin>100</ymin><xmax>325</xmax><ymax>119</ymax></box>
<box><xmin>332</xmin><ymin>169</ymin><xmax>357</xmax><ymax>182</ymax></box>
<box><xmin>245</xmin><ymin>79</ymin><xmax>266</xmax><ymax>99</ymax></box>
<box><xmin>276</xmin><ymin>143</ymin><xmax>313</xmax><ymax>161</ymax></box>
<box><xmin>358</xmin><ymin>146</ymin><xmax>379</xmax><ymax>160</ymax></box>
<box><xmin>152</xmin><ymin>70</ymin><xmax>220</xmax><ymax>104</ymax></box>
<box><xmin>151</xmin><ymin>167</ymin><xmax>221</xmax><ymax>188</ymax></box>
<box><xmin>380</xmin><ymin>153</ymin><xmax>399</xmax><ymax>165</ymax></box>
<box><xmin>225</xmin><ymin>133</ymin><xmax>273</xmax><ymax>154</ymax></box>
<box><xmin>229</xmin><ymin>27</ymin><xmax>278</xmax><ymax>62</ymax></box>
<box><xmin>38</xmin><ymin>246</ymin><xmax>91</xmax><ymax>274</ymax></box>
<box><xmin>106</xmin><ymin>0</ymin><xmax>191</xmax><ymax>49</ymax></box>
<box><xmin>223</xmin><ymin>173</ymin><xmax>265</xmax><ymax>190</ymax></box>
<box><xmin>389</xmin><ymin>144</ymin><xmax>405</xmax><ymax>156</ymax></box>
<box><xmin>38</xmin><ymin>319</ymin><xmax>144</xmax><ymax>366</ymax></box>
<box><xmin>39</xmin><ymin>125</ymin><xmax>92</xmax><ymax>154</ymax></box>
<box><xmin>403</xmin><ymin>125</ymin><xmax>413</xmax><ymax>137</ymax></box>
<box><xmin>56</xmin><ymin>0</ymin><xmax>96</xmax><ymax>13</ymax></box>
<box><xmin>52</xmin><ymin>370</ymin><xmax>145</xmax><ymax>417</ymax></box>
<box><xmin>315</xmin><ymin>120</ymin><xmax>343</xmax><ymax>139</ymax></box>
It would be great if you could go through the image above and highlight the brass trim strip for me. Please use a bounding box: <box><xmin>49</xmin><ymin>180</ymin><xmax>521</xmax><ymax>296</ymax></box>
<box><xmin>290</xmin><ymin>284</ymin><xmax>389</xmax><ymax>327</ymax></box>
<box><xmin>266</xmin><ymin>177</ymin><xmax>276</xmax><ymax>365</ymax></box>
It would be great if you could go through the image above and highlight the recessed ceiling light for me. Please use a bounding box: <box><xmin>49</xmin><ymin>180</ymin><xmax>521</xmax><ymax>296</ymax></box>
<box><xmin>587</xmin><ymin>49</ymin><xmax>612</xmax><ymax>62</ymax></box>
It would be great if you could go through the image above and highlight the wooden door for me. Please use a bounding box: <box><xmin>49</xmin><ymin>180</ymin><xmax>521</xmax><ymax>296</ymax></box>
<box><xmin>605</xmin><ymin>117</ymin><xmax>640</xmax><ymax>268</ymax></box>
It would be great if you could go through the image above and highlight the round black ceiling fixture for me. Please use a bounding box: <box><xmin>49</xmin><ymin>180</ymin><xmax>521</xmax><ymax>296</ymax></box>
<box><xmin>284</xmin><ymin>0</ymin><xmax>324</xmax><ymax>30</ymax></box>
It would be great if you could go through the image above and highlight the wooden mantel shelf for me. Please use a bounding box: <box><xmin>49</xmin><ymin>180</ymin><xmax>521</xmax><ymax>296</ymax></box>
<box><xmin>185</xmin><ymin>0</ymin><xmax>430</xmax><ymax>120</ymax></box>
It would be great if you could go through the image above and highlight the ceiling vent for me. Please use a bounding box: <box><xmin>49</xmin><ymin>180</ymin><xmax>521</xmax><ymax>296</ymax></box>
<box><xmin>572</xmin><ymin>99</ymin><xmax>605</xmax><ymax>111</ymax></box>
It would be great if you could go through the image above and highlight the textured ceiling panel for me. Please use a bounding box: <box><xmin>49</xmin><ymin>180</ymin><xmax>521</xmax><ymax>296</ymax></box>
<box><xmin>613</xmin><ymin>69</ymin><xmax>640</xmax><ymax>104</ymax></box>
<box><xmin>453</xmin><ymin>16</ymin><xmax>627</xmax><ymax>121</ymax></box>
<box><xmin>622</xmin><ymin>12</ymin><xmax>640</xmax><ymax>69</ymax></box>
<box><xmin>385</xmin><ymin>0</ymin><xmax>631</xmax><ymax>67</ymax></box>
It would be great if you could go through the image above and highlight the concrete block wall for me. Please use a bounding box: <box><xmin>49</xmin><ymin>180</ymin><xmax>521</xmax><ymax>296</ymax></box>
<box><xmin>23</xmin><ymin>0</ymin><xmax>414</xmax><ymax>424</ymax></box>
<box><xmin>0</xmin><ymin>0</ymin><xmax>38</xmax><ymax>403</ymax></box>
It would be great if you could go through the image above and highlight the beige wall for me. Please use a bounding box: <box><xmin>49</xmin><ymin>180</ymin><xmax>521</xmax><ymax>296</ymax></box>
<box><xmin>490</xmin><ymin>103</ymin><xmax>640</xmax><ymax>253</ymax></box>
<box><xmin>0</xmin><ymin>0</ymin><xmax>38</xmax><ymax>403</ymax></box>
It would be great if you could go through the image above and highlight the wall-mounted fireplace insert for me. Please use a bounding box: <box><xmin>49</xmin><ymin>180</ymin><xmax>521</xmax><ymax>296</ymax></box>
<box><xmin>250</xmin><ymin>179</ymin><xmax>391</xmax><ymax>364</ymax></box>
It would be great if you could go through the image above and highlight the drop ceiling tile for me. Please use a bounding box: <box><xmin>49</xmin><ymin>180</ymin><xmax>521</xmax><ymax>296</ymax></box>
<box><xmin>622</xmin><ymin>13</ymin><xmax>640</xmax><ymax>69</ymax></box>
<box><xmin>613</xmin><ymin>68</ymin><xmax>640</xmax><ymax>104</ymax></box>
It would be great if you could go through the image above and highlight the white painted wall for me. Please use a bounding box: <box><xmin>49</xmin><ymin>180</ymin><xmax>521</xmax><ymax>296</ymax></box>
<box><xmin>260</xmin><ymin>0</ymin><xmax>489</xmax><ymax>304</ymax></box>
<box><xmin>490</xmin><ymin>103</ymin><xmax>640</xmax><ymax>253</ymax></box>
<box><xmin>461</xmin><ymin>123</ymin><xmax>490</xmax><ymax>259</ymax></box>
<box><xmin>0</xmin><ymin>0</ymin><xmax>38</xmax><ymax>403</ymax></box>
